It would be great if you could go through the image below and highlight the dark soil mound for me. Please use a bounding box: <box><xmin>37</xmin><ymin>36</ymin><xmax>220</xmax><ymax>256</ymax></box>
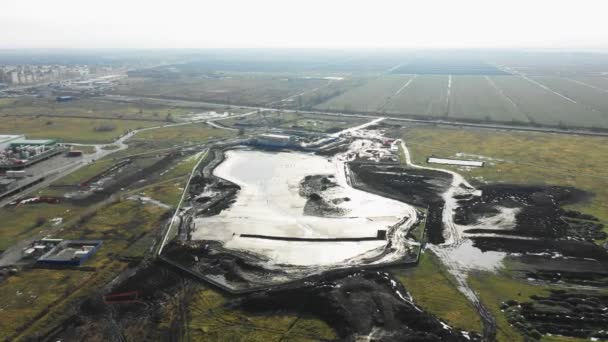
<box><xmin>238</xmin><ymin>271</ymin><xmax>480</xmax><ymax>341</ymax></box>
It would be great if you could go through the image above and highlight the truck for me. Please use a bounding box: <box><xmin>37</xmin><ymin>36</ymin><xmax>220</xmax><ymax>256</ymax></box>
<box><xmin>6</xmin><ymin>170</ymin><xmax>26</xmax><ymax>178</ymax></box>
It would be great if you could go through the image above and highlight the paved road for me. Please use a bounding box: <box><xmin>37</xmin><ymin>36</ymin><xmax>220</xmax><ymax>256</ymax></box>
<box><xmin>100</xmin><ymin>95</ymin><xmax>608</xmax><ymax>137</ymax></box>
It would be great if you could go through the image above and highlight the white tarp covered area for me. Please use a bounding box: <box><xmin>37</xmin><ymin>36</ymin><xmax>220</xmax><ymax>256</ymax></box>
<box><xmin>193</xmin><ymin>149</ymin><xmax>415</xmax><ymax>266</ymax></box>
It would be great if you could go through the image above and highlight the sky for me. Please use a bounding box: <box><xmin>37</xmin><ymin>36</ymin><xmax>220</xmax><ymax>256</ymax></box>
<box><xmin>1</xmin><ymin>0</ymin><xmax>607</xmax><ymax>49</ymax></box>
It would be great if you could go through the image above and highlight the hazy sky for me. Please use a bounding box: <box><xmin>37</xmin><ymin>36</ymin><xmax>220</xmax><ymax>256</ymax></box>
<box><xmin>1</xmin><ymin>0</ymin><xmax>607</xmax><ymax>49</ymax></box>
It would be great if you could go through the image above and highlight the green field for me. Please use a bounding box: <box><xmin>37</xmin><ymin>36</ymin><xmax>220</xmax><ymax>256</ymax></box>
<box><xmin>489</xmin><ymin>76</ymin><xmax>608</xmax><ymax>128</ymax></box>
<box><xmin>386</xmin><ymin>75</ymin><xmax>449</xmax><ymax>116</ymax></box>
<box><xmin>314</xmin><ymin>75</ymin><xmax>412</xmax><ymax>112</ymax></box>
<box><xmin>403</xmin><ymin>126</ymin><xmax>608</xmax><ymax>340</ymax></box>
<box><xmin>131</xmin><ymin>122</ymin><xmax>237</xmax><ymax>143</ymax></box>
<box><xmin>396</xmin><ymin>252</ymin><xmax>483</xmax><ymax>332</ymax></box>
<box><xmin>113</xmin><ymin>75</ymin><xmax>329</xmax><ymax>106</ymax></box>
<box><xmin>188</xmin><ymin>289</ymin><xmax>336</xmax><ymax>341</ymax></box>
<box><xmin>0</xmin><ymin>199</ymin><xmax>168</xmax><ymax>340</ymax></box>
<box><xmin>531</xmin><ymin>76</ymin><xmax>608</xmax><ymax>113</ymax></box>
<box><xmin>0</xmin><ymin>97</ymin><xmax>197</xmax><ymax>121</ymax></box>
<box><xmin>0</xmin><ymin>116</ymin><xmax>158</xmax><ymax>143</ymax></box>
<box><xmin>448</xmin><ymin>76</ymin><xmax>529</xmax><ymax>122</ymax></box>
<box><xmin>403</xmin><ymin>126</ymin><xmax>608</xmax><ymax>229</ymax></box>
<box><xmin>313</xmin><ymin>74</ymin><xmax>608</xmax><ymax>128</ymax></box>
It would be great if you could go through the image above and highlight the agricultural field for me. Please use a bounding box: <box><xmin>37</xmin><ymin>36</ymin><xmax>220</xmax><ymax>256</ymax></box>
<box><xmin>281</xmin><ymin>77</ymin><xmax>366</xmax><ymax>110</ymax></box>
<box><xmin>391</xmin><ymin>59</ymin><xmax>509</xmax><ymax>75</ymax></box>
<box><xmin>489</xmin><ymin>76</ymin><xmax>608</xmax><ymax>128</ymax></box>
<box><xmin>313</xmin><ymin>73</ymin><xmax>608</xmax><ymax>129</ymax></box>
<box><xmin>530</xmin><ymin>76</ymin><xmax>608</xmax><ymax>113</ymax></box>
<box><xmin>386</xmin><ymin>75</ymin><xmax>449</xmax><ymax>116</ymax></box>
<box><xmin>447</xmin><ymin>76</ymin><xmax>529</xmax><ymax>122</ymax></box>
<box><xmin>569</xmin><ymin>76</ymin><xmax>608</xmax><ymax>91</ymax></box>
<box><xmin>112</xmin><ymin>74</ymin><xmax>329</xmax><ymax>106</ymax></box>
<box><xmin>314</xmin><ymin>75</ymin><xmax>413</xmax><ymax>112</ymax></box>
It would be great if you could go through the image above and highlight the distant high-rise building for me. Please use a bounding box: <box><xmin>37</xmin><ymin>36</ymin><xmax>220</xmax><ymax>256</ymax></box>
<box><xmin>10</xmin><ymin>71</ymin><xmax>19</xmax><ymax>84</ymax></box>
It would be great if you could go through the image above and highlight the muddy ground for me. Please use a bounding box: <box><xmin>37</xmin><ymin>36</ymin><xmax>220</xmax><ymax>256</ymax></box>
<box><xmin>456</xmin><ymin>184</ymin><xmax>605</xmax><ymax>241</ymax></box>
<box><xmin>348</xmin><ymin>163</ymin><xmax>452</xmax><ymax>244</ymax></box>
<box><xmin>300</xmin><ymin>174</ymin><xmax>349</xmax><ymax>217</ymax></box>
<box><xmin>238</xmin><ymin>270</ymin><xmax>479</xmax><ymax>341</ymax></box>
<box><xmin>349</xmin><ymin>164</ymin><xmax>607</xmax><ymax>259</ymax></box>
<box><xmin>49</xmin><ymin>261</ymin><xmax>480</xmax><ymax>342</ymax></box>
<box><xmin>59</xmin><ymin>152</ymin><xmax>189</xmax><ymax>206</ymax></box>
<box><xmin>502</xmin><ymin>290</ymin><xmax>608</xmax><ymax>340</ymax></box>
<box><xmin>44</xmin><ymin>261</ymin><xmax>193</xmax><ymax>342</ymax></box>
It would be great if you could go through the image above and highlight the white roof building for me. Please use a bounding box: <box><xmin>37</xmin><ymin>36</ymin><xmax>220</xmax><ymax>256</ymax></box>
<box><xmin>0</xmin><ymin>135</ymin><xmax>25</xmax><ymax>150</ymax></box>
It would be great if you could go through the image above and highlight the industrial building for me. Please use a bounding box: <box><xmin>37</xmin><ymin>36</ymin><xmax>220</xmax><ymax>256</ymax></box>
<box><xmin>0</xmin><ymin>137</ymin><xmax>60</xmax><ymax>170</ymax></box>
<box><xmin>9</xmin><ymin>138</ymin><xmax>57</xmax><ymax>148</ymax></box>
<box><xmin>0</xmin><ymin>135</ymin><xmax>25</xmax><ymax>150</ymax></box>
<box><xmin>36</xmin><ymin>240</ymin><xmax>102</xmax><ymax>266</ymax></box>
<box><xmin>253</xmin><ymin>134</ymin><xmax>296</xmax><ymax>148</ymax></box>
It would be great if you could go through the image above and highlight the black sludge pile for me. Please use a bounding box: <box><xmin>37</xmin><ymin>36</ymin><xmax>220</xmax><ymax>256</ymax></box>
<box><xmin>348</xmin><ymin>164</ymin><xmax>452</xmax><ymax>244</ymax></box>
<box><xmin>237</xmin><ymin>271</ymin><xmax>480</xmax><ymax>341</ymax></box>
<box><xmin>456</xmin><ymin>184</ymin><xmax>603</xmax><ymax>240</ymax></box>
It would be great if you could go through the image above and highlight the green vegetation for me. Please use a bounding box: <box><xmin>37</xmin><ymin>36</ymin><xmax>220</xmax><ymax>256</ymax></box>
<box><xmin>490</xmin><ymin>76</ymin><xmax>608</xmax><ymax>128</ymax></box>
<box><xmin>187</xmin><ymin>288</ymin><xmax>336</xmax><ymax>341</ymax></box>
<box><xmin>52</xmin><ymin>159</ymin><xmax>114</xmax><ymax>186</ymax></box>
<box><xmin>113</xmin><ymin>75</ymin><xmax>328</xmax><ymax>106</ymax></box>
<box><xmin>402</xmin><ymin>126</ymin><xmax>608</xmax><ymax>341</ymax></box>
<box><xmin>0</xmin><ymin>204</ymin><xmax>84</xmax><ymax>251</ymax></box>
<box><xmin>386</xmin><ymin>75</ymin><xmax>448</xmax><ymax>116</ymax></box>
<box><xmin>0</xmin><ymin>116</ymin><xmax>157</xmax><ymax>143</ymax></box>
<box><xmin>0</xmin><ymin>97</ymin><xmax>194</xmax><ymax>120</ymax></box>
<box><xmin>448</xmin><ymin>75</ymin><xmax>529</xmax><ymax>122</ymax></box>
<box><xmin>468</xmin><ymin>272</ymin><xmax>552</xmax><ymax>342</ymax></box>
<box><xmin>0</xmin><ymin>198</ymin><xmax>169</xmax><ymax>339</ymax></box>
<box><xmin>395</xmin><ymin>251</ymin><xmax>483</xmax><ymax>332</ymax></box>
<box><xmin>0</xmin><ymin>268</ymin><xmax>92</xmax><ymax>340</ymax></box>
<box><xmin>132</xmin><ymin>123</ymin><xmax>236</xmax><ymax>143</ymax></box>
<box><xmin>315</xmin><ymin>74</ymin><xmax>608</xmax><ymax>128</ymax></box>
<box><xmin>531</xmin><ymin>76</ymin><xmax>608</xmax><ymax>114</ymax></box>
<box><xmin>315</xmin><ymin>75</ymin><xmax>411</xmax><ymax>112</ymax></box>
<box><xmin>403</xmin><ymin>126</ymin><xmax>608</xmax><ymax>233</ymax></box>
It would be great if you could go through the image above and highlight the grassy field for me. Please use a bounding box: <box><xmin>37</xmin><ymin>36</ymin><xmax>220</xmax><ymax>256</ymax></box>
<box><xmin>132</xmin><ymin>122</ymin><xmax>237</xmax><ymax>144</ymax></box>
<box><xmin>315</xmin><ymin>75</ymin><xmax>412</xmax><ymax>112</ymax></box>
<box><xmin>403</xmin><ymin>126</ymin><xmax>608</xmax><ymax>230</ymax></box>
<box><xmin>402</xmin><ymin>126</ymin><xmax>608</xmax><ymax>340</ymax></box>
<box><xmin>0</xmin><ymin>97</ymin><xmax>197</xmax><ymax>121</ymax></box>
<box><xmin>295</xmin><ymin>77</ymin><xmax>366</xmax><ymax>109</ymax></box>
<box><xmin>188</xmin><ymin>288</ymin><xmax>336</xmax><ymax>341</ymax></box>
<box><xmin>468</xmin><ymin>272</ymin><xmax>552</xmax><ymax>342</ymax></box>
<box><xmin>448</xmin><ymin>76</ymin><xmax>529</xmax><ymax>122</ymax></box>
<box><xmin>0</xmin><ymin>115</ymin><xmax>159</xmax><ymax>143</ymax></box>
<box><xmin>395</xmin><ymin>251</ymin><xmax>483</xmax><ymax>333</ymax></box>
<box><xmin>113</xmin><ymin>75</ymin><xmax>328</xmax><ymax>106</ymax></box>
<box><xmin>0</xmin><ymin>203</ymin><xmax>85</xmax><ymax>251</ymax></box>
<box><xmin>0</xmin><ymin>199</ymin><xmax>169</xmax><ymax>340</ymax></box>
